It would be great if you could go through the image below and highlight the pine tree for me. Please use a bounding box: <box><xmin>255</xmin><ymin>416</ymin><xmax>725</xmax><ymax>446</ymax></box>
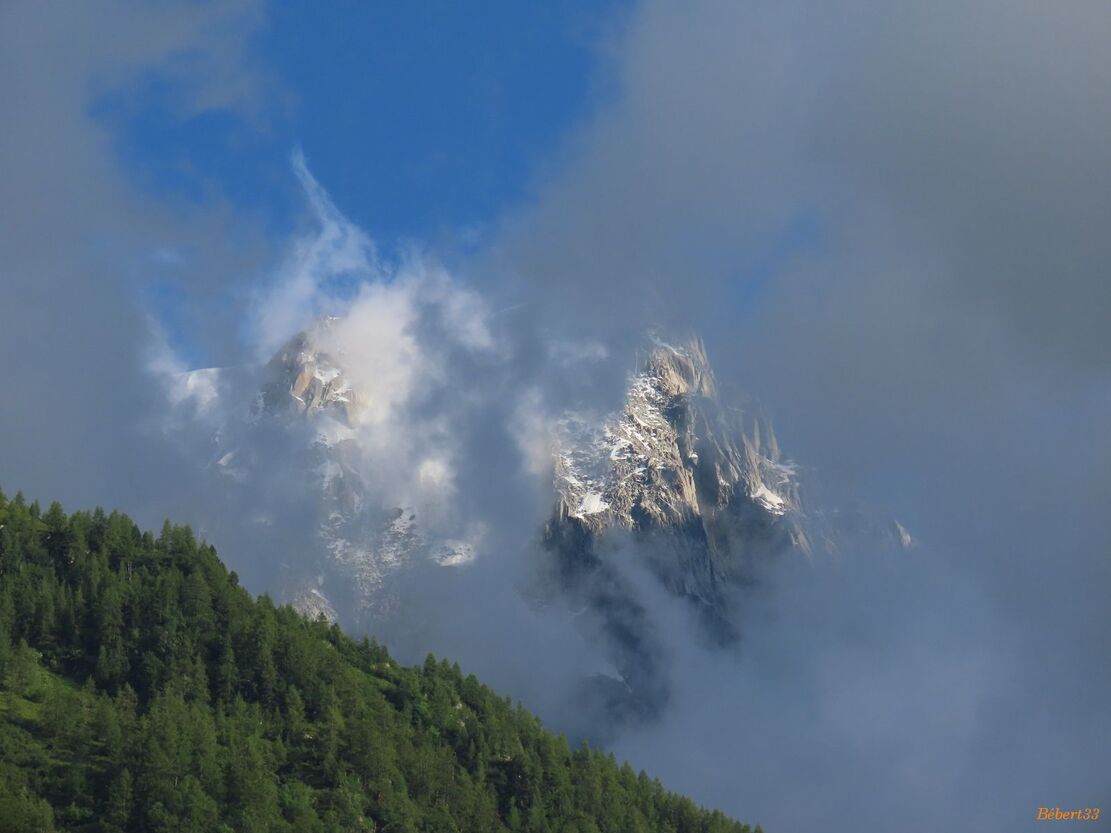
<box><xmin>101</xmin><ymin>768</ymin><xmax>133</xmax><ymax>833</ymax></box>
<box><xmin>0</xmin><ymin>491</ymin><xmax>756</xmax><ymax>833</ymax></box>
<box><xmin>213</xmin><ymin>634</ymin><xmax>237</xmax><ymax>704</ymax></box>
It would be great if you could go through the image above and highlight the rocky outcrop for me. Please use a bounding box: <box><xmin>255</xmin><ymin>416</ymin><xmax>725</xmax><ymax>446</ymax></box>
<box><xmin>542</xmin><ymin>337</ymin><xmax>908</xmax><ymax>734</ymax></box>
<box><xmin>259</xmin><ymin>319</ymin><xmax>361</xmax><ymax>423</ymax></box>
<box><xmin>547</xmin><ymin>337</ymin><xmax>805</xmax><ymax>608</ymax></box>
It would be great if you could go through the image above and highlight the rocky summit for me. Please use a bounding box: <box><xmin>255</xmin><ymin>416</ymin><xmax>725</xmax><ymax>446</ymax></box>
<box><xmin>549</xmin><ymin>337</ymin><xmax>808</xmax><ymax>597</ymax></box>
<box><xmin>540</xmin><ymin>337</ymin><xmax>912</xmax><ymax>731</ymax></box>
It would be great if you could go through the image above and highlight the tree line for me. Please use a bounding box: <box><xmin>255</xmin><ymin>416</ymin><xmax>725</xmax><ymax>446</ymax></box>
<box><xmin>0</xmin><ymin>488</ymin><xmax>759</xmax><ymax>833</ymax></box>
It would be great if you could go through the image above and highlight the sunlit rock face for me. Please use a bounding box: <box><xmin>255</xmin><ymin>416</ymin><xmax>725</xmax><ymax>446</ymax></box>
<box><xmin>260</xmin><ymin>321</ymin><xmax>362</xmax><ymax>423</ymax></box>
<box><xmin>542</xmin><ymin>337</ymin><xmax>910</xmax><ymax>731</ymax></box>
<box><xmin>548</xmin><ymin>337</ymin><xmax>804</xmax><ymax>606</ymax></box>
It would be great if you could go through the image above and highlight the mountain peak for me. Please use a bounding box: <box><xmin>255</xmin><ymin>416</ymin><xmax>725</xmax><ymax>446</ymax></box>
<box><xmin>553</xmin><ymin>334</ymin><xmax>796</xmax><ymax>535</ymax></box>
<box><xmin>260</xmin><ymin>324</ymin><xmax>360</xmax><ymax>424</ymax></box>
<box><xmin>644</xmin><ymin>335</ymin><xmax>715</xmax><ymax>398</ymax></box>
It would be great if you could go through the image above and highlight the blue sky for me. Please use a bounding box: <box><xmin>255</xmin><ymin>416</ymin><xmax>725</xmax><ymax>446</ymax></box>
<box><xmin>96</xmin><ymin>2</ymin><xmax>623</xmax><ymax>246</ymax></box>
<box><xmin>90</xmin><ymin>1</ymin><xmax>826</xmax><ymax>371</ymax></box>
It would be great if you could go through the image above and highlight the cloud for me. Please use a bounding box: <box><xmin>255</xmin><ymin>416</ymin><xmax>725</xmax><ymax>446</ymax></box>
<box><xmin>144</xmin><ymin>5</ymin><xmax>1111</xmax><ymax>816</ymax></box>
<box><xmin>250</xmin><ymin>150</ymin><xmax>381</xmax><ymax>357</ymax></box>
<box><xmin>481</xmin><ymin>2</ymin><xmax>1111</xmax><ymax>830</ymax></box>
<box><xmin>243</xmin><ymin>159</ymin><xmax>500</xmax><ymax>510</ymax></box>
<box><xmin>497</xmin><ymin>0</ymin><xmax>1111</xmax><ymax>378</ymax></box>
<box><xmin>0</xmin><ymin>0</ymin><xmax>265</xmax><ymax>520</ymax></box>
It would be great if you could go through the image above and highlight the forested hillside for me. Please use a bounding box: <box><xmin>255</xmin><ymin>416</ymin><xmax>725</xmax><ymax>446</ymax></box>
<box><xmin>0</xmin><ymin>489</ymin><xmax>759</xmax><ymax>833</ymax></box>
